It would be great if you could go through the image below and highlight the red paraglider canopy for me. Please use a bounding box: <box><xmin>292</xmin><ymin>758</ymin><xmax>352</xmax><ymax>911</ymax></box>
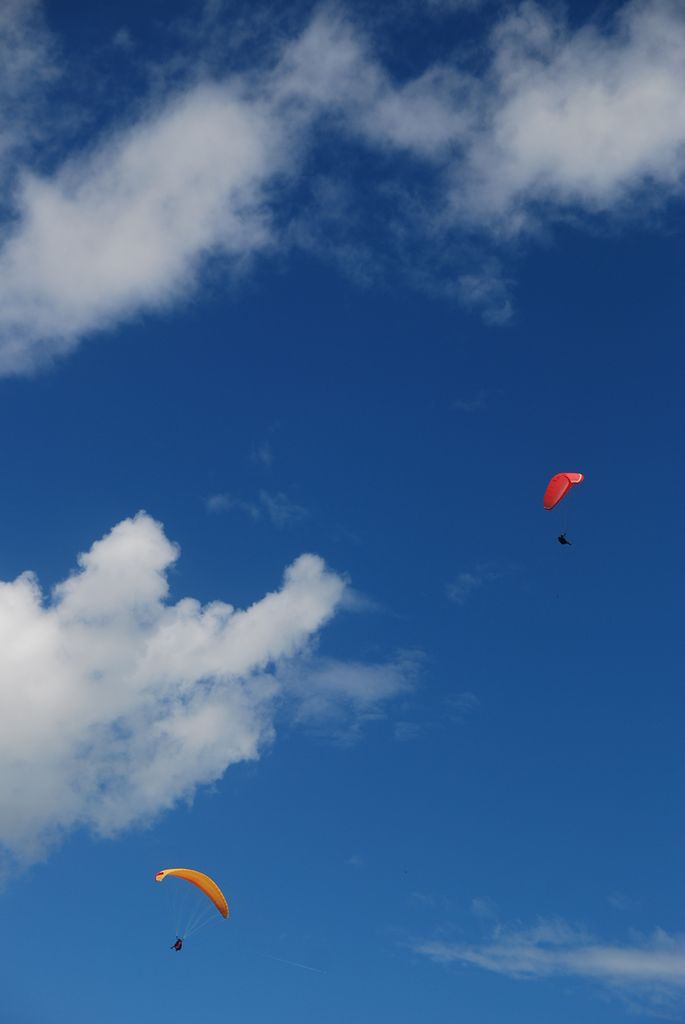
<box><xmin>543</xmin><ymin>472</ymin><xmax>584</xmax><ymax>510</ymax></box>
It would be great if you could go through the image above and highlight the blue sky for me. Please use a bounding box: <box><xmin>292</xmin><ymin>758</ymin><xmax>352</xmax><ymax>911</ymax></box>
<box><xmin>0</xmin><ymin>1</ymin><xmax>683</xmax><ymax>1021</ymax></box>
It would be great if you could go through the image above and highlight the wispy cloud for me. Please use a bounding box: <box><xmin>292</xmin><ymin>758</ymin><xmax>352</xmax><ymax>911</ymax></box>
<box><xmin>393</xmin><ymin>721</ymin><xmax>423</xmax><ymax>742</ymax></box>
<box><xmin>608</xmin><ymin>891</ymin><xmax>633</xmax><ymax>911</ymax></box>
<box><xmin>111</xmin><ymin>28</ymin><xmax>134</xmax><ymax>53</ymax></box>
<box><xmin>415</xmin><ymin>918</ymin><xmax>685</xmax><ymax>1018</ymax></box>
<box><xmin>283</xmin><ymin>651</ymin><xmax>419</xmax><ymax>743</ymax></box>
<box><xmin>445</xmin><ymin>566</ymin><xmax>499</xmax><ymax>605</ymax></box>
<box><xmin>446</xmin><ymin>691</ymin><xmax>480</xmax><ymax>719</ymax></box>
<box><xmin>259</xmin><ymin>489</ymin><xmax>308</xmax><ymax>527</ymax></box>
<box><xmin>457</xmin><ymin>267</ymin><xmax>513</xmax><ymax>325</ymax></box>
<box><xmin>251</xmin><ymin>440</ymin><xmax>273</xmax><ymax>467</ymax></box>
<box><xmin>206</xmin><ymin>492</ymin><xmax>261</xmax><ymax>518</ymax></box>
<box><xmin>207</xmin><ymin>489</ymin><xmax>307</xmax><ymax>527</ymax></box>
<box><xmin>471</xmin><ymin>896</ymin><xmax>498</xmax><ymax>920</ymax></box>
<box><xmin>0</xmin><ymin>513</ymin><xmax>406</xmax><ymax>869</ymax></box>
<box><xmin>0</xmin><ymin>0</ymin><xmax>58</xmax><ymax>192</ymax></box>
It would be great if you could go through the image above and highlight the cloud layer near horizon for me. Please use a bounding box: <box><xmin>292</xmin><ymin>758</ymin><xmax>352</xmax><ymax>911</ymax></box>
<box><xmin>416</xmin><ymin>918</ymin><xmax>685</xmax><ymax>1017</ymax></box>
<box><xmin>0</xmin><ymin>0</ymin><xmax>683</xmax><ymax>370</ymax></box>
<box><xmin>0</xmin><ymin>513</ymin><xmax>408</xmax><ymax>867</ymax></box>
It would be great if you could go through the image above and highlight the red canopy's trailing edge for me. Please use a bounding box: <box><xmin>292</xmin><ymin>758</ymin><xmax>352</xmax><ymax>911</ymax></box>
<box><xmin>543</xmin><ymin>472</ymin><xmax>584</xmax><ymax>510</ymax></box>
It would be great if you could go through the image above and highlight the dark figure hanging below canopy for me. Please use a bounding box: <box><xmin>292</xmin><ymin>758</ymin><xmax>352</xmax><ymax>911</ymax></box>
<box><xmin>557</xmin><ymin>533</ymin><xmax>572</xmax><ymax>545</ymax></box>
<box><xmin>171</xmin><ymin>937</ymin><xmax>183</xmax><ymax>951</ymax></box>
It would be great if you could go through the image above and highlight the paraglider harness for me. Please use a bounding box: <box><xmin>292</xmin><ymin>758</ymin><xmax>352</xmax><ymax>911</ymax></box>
<box><xmin>171</xmin><ymin>937</ymin><xmax>183</xmax><ymax>951</ymax></box>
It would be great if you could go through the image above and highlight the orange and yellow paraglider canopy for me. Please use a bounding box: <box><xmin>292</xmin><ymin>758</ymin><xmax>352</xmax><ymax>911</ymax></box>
<box><xmin>543</xmin><ymin>472</ymin><xmax>584</xmax><ymax>510</ymax></box>
<box><xmin>155</xmin><ymin>868</ymin><xmax>229</xmax><ymax>919</ymax></box>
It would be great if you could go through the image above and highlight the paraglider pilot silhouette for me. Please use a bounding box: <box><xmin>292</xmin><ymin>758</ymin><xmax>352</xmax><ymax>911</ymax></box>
<box><xmin>171</xmin><ymin>937</ymin><xmax>183</xmax><ymax>951</ymax></box>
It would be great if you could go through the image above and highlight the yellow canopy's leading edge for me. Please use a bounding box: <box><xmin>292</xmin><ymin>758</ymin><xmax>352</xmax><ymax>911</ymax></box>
<box><xmin>155</xmin><ymin>868</ymin><xmax>229</xmax><ymax>918</ymax></box>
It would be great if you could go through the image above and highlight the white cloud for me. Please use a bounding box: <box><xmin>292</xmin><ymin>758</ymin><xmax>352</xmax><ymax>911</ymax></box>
<box><xmin>0</xmin><ymin>513</ymin><xmax>410</xmax><ymax>867</ymax></box>
<box><xmin>416</xmin><ymin>918</ymin><xmax>685</xmax><ymax>1017</ymax></box>
<box><xmin>0</xmin><ymin>1</ymin><xmax>683</xmax><ymax>369</ymax></box>
<box><xmin>276</xmin><ymin>2</ymin><xmax>685</xmax><ymax>224</ymax></box>
<box><xmin>450</xmin><ymin>0</ymin><xmax>685</xmax><ymax>230</ymax></box>
<box><xmin>273</xmin><ymin>8</ymin><xmax>475</xmax><ymax>158</ymax></box>
<box><xmin>0</xmin><ymin>81</ymin><xmax>282</xmax><ymax>374</ymax></box>
<box><xmin>365</xmin><ymin>3</ymin><xmax>681</xmax><ymax>199</ymax></box>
